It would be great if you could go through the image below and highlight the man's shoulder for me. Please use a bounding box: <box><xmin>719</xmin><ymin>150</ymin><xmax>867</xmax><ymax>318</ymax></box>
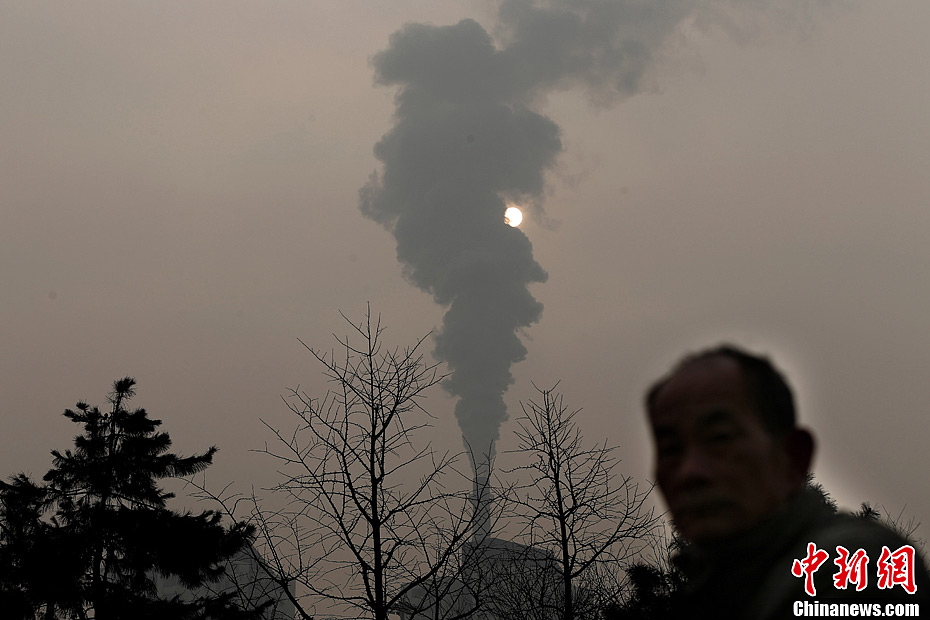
<box><xmin>811</xmin><ymin>512</ymin><xmax>916</xmax><ymax>554</ymax></box>
<box><xmin>782</xmin><ymin>509</ymin><xmax>927</xmax><ymax>585</ymax></box>
<box><xmin>674</xmin><ymin>495</ymin><xmax>929</xmax><ymax>619</ymax></box>
<box><xmin>752</xmin><ymin>506</ymin><xmax>929</xmax><ymax>619</ymax></box>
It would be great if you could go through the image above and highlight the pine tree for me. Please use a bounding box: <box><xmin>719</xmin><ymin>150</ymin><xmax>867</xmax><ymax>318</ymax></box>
<box><xmin>0</xmin><ymin>473</ymin><xmax>84</xmax><ymax>619</ymax></box>
<box><xmin>0</xmin><ymin>377</ymin><xmax>262</xmax><ymax>620</ymax></box>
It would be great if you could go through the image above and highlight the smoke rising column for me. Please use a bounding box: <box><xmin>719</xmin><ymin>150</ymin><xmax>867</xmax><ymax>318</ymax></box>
<box><xmin>361</xmin><ymin>2</ymin><xmax>692</xmax><ymax>513</ymax></box>
<box><xmin>360</xmin><ymin>19</ymin><xmax>556</xmax><ymax>473</ymax></box>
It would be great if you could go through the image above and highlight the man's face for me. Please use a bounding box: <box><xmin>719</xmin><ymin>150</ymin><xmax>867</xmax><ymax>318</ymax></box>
<box><xmin>648</xmin><ymin>356</ymin><xmax>795</xmax><ymax>544</ymax></box>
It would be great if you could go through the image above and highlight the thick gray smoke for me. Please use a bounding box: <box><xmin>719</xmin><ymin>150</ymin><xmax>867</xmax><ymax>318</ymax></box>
<box><xmin>359</xmin><ymin>0</ymin><xmax>691</xmax><ymax>470</ymax></box>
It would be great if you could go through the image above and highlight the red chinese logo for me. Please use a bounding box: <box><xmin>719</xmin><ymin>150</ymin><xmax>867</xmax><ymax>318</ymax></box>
<box><xmin>877</xmin><ymin>545</ymin><xmax>917</xmax><ymax>595</ymax></box>
<box><xmin>792</xmin><ymin>543</ymin><xmax>918</xmax><ymax>596</ymax></box>
<box><xmin>792</xmin><ymin>542</ymin><xmax>830</xmax><ymax>596</ymax></box>
<box><xmin>833</xmin><ymin>546</ymin><xmax>869</xmax><ymax>591</ymax></box>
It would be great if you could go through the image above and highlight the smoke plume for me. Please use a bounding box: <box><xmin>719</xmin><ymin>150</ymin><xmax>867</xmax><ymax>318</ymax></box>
<box><xmin>359</xmin><ymin>0</ymin><xmax>692</xmax><ymax>466</ymax></box>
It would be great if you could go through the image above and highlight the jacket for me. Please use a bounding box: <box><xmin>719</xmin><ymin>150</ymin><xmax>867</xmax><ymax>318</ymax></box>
<box><xmin>672</xmin><ymin>489</ymin><xmax>929</xmax><ymax>619</ymax></box>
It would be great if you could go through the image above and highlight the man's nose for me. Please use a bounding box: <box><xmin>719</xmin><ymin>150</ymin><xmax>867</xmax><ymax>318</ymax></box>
<box><xmin>675</xmin><ymin>445</ymin><xmax>715</xmax><ymax>485</ymax></box>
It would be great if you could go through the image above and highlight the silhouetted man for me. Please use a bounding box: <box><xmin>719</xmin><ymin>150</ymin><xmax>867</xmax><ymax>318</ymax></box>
<box><xmin>645</xmin><ymin>345</ymin><xmax>928</xmax><ymax>619</ymax></box>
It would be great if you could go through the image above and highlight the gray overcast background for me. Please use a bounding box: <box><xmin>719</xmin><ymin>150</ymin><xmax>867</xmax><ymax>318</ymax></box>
<box><xmin>2</xmin><ymin>0</ymin><xmax>929</xmax><ymax>548</ymax></box>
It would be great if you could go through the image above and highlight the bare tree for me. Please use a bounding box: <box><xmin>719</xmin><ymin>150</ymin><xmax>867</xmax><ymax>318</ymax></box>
<box><xmin>467</xmin><ymin>536</ymin><xmax>563</xmax><ymax>620</ymax></box>
<box><xmin>242</xmin><ymin>309</ymin><xmax>486</xmax><ymax>620</ymax></box>
<box><xmin>855</xmin><ymin>502</ymin><xmax>925</xmax><ymax>553</ymax></box>
<box><xmin>505</xmin><ymin>383</ymin><xmax>658</xmax><ymax>620</ymax></box>
<box><xmin>600</xmin><ymin>520</ymin><xmax>686</xmax><ymax>620</ymax></box>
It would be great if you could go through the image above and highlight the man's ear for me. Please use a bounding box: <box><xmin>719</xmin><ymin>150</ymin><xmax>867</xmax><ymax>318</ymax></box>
<box><xmin>784</xmin><ymin>428</ymin><xmax>815</xmax><ymax>490</ymax></box>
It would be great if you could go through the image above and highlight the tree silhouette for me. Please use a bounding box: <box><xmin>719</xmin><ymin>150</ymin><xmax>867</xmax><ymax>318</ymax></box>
<box><xmin>805</xmin><ymin>473</ymin><xmax>838</xmax><ymax>513</ymax></box>
<box><xmin>808</xmin><ymin>473</ymin><xmax>925</xmax><ymax>551</ymax></box>
<box><xmin>599</xmin><ymin>526</ymin><xmax>686</xmax><ymax>620</ymax></box>
<box><xmin>0</xmin><ymin>377</ymin><xmax>261</xmax><ymax>620</ymax></box>
<box><xmin>600</xmin><ymin>562</ymin><xmax>684</xmax><ymax>620</ymax></box>
<box><xmin>0</xmin><ymin>473</ymin><xmax>85</xmax><ymax>618</ymax></box>
<box><xmin>854</xmin><ymin>502</ymin><xmax>925</xmax><ymax>552</ymax></box>
<box><xmin>505</xmin><ymin>384</ymin><xmax>658</xmax><ymax>620</ymax></box>
<box><xmin>236</xmin><ymin>309</ymin><xmax>488</xmax><ymax>620</ymax></box>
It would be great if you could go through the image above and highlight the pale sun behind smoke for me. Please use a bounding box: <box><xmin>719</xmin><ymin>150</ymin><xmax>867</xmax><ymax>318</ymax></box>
<box><xmin>504</xmin><ymin>205</ymin><xmax>523</xmax><ymax>227</ymax></box>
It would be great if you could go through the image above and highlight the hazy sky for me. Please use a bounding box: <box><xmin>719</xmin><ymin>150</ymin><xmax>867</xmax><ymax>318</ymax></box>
<box><xmin>3</xmin><ymin>0</ymin><xmax>929</xmax><ymax>552</ymax></box>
